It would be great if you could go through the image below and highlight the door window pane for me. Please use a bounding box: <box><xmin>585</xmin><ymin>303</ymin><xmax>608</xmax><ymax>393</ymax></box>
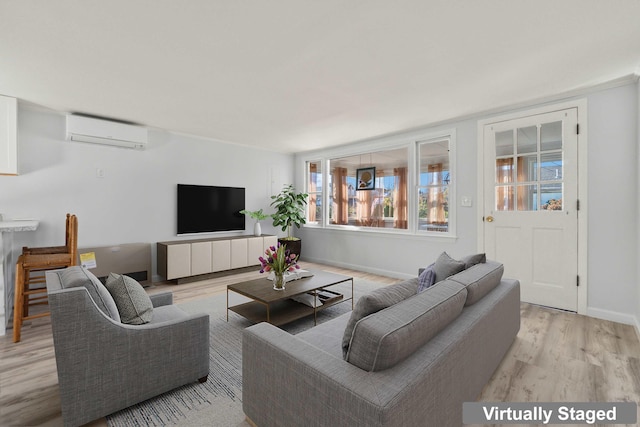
<box><xmin>541</xmin><ymin>183</ymin><xmax>562</xmax><ymax>210</ymax></box>
<box><xmin>541</xmin><ymin>121</ymin><xmax>562</xmax><ymax>151</ymax></box>
<box><xmin>495</xmin><ymin>185</ymin><xmax>514</xmax><ymax>211</ymax></box>
<box><xmin>540</xmin><ymin>152</ymin><xmax>562</xmax><ymax>181</ymax></box>
<box><xmin>516</xmin><ymin>155</ymin><xmax>537</xmax><ymax>182</ymax></box>
<box><xmin>517</xmin><ymin>126</ymin><xmax>537</xmax><ymax>154</ymax></box>
<box><xmin>516</xmin><ymin>184</ymin><xmax>538</xmax><ymax>211</ymax></box>
<box><xmin>495</xmin><ymin>130</ymin><xmax>514</xmax><ymax>156</ymax></box>
<box><xmin>496</xmin><ymin>158</ymin><xmax>514</xmax><ymax>184</ymax></box>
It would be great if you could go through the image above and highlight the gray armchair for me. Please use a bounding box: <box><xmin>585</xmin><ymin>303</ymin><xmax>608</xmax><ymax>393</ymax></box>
<box><xmin>46</xmin><ymin>267</ymin><xmax>210</xmax><ymax>427</ymax></box>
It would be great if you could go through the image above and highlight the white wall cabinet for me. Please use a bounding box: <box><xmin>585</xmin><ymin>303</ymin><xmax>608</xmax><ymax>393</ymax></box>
<box><xmin>157</xmin><ymin>235</ymin><xmax>276</xmax><ymax>280</ymax></box>
<box><xmin>0</xmin><ymin>95</ymin><xmax>18</xmax><ymax>175</ymax></box>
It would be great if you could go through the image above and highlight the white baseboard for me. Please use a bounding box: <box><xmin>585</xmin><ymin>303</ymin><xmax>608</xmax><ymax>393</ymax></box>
<box><xmin>301</xmin><ymin>256</ymin><xmax>416</xmax><ymax>280</ymax></box>
<box><xmin>586</xmin><ymin>307</ymin><xmax>638</xmax><ymax>327</ymax></box>
<box><xmin>635</xmin><ymin>315</ymin><xmax>640</xmax><ymax>343</ymax></box>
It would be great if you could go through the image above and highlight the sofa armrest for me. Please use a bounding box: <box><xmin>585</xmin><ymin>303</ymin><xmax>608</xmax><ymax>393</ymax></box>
<box><xmin>149</xmin><ymin>291</ymin><xmax>173</xmax><ymax>307</ymax></box>
<box><xmin>242</xmin><ymin>322</ymin><xmax>388</xmax><ymax>427</ymax></box>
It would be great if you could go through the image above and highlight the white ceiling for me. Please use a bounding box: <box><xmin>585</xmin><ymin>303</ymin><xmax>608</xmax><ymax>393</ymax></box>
<box><xmin>1</xmin><ymin>1</ymin><xmax>639</xmax><ymax>153</ymax></box>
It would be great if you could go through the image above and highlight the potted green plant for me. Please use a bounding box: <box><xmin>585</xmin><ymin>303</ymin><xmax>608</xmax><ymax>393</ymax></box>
<box><xmin>270</xmin><ymin>184</ymin><xmax>308</xmax><ymax>257</ymax></box>
<box><xmin>240</xmin><ymin>209</ymin><xmax>271</xmax><ymax>236</ymax></box>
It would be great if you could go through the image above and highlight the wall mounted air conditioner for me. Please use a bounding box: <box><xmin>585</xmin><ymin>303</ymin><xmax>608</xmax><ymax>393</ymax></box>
<box><xmin>66</xmin><ymin>114</ymin><xmax>147</xmax><ymax>149</ymax></box>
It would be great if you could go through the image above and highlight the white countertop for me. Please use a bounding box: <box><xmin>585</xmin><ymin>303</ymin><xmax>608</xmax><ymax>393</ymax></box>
<box><xmin>0</xmin><ymin>220</ymin><xmax>39</xmax><ymax>232</ymax></box>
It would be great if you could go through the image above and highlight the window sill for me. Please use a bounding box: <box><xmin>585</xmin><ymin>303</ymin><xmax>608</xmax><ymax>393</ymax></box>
<box><xmin>302</xmin><ymin>223</ymin><xmax>457</xmax><ymax>241</ymax></box>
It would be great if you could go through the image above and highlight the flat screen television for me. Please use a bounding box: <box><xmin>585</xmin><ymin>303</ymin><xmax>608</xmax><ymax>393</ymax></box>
<box><xmin>177</xmin><ymin>184</ymin><xmax>245</xmax><ymax>234</ymax></box>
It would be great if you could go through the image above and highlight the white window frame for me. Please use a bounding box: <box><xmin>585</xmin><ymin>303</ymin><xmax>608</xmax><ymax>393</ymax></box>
<box><xmin>300</xmin><ymin>128</ymin><xmax>457</xmax><ymax>239</ymax></box>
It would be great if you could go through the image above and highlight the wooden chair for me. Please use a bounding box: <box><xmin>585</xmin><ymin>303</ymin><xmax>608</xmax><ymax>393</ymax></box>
<box><xmin>13</xmin><ymin>214</ymin><xmax>78</xmax><ymax>342</ymax></box>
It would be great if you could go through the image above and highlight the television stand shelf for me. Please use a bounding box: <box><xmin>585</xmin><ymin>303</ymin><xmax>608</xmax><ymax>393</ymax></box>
<box><xmin>157</xmin><ymin>235</ymin><xmax>277</xmax><ymax>281</ymax></box>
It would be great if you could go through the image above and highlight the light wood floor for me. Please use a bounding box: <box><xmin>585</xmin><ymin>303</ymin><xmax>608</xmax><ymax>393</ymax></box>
<box><xmin>1</xmin><ymin>262</ymin><xmax>639</xmax><ymax>427</ymax></box>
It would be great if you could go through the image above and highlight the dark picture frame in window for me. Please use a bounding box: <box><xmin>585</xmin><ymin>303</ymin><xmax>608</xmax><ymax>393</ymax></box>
<box><xmin>356</xmin><ymin>167</ymin><xmax>376</xmax><ymax>191</ymax></box>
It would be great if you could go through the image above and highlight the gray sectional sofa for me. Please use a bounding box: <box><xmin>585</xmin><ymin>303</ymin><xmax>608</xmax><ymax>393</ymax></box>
<box><xmin>242</xmin><ymin>258</ymin><xmax>520</xmax><ymax>427</ymax></box>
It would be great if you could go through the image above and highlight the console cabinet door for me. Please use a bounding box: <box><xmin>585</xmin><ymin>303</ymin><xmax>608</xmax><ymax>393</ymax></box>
<box><xmin>211</xmin><ymin>240</ymin><xmax>231</xmax><ymax>272</ymax></box>
<box><xmin>191</xmin><ymin>241</ymin><xmax>213</xmax><ymax>276</ymax></box>
<box><xmin>247</xmin><ymin>237</ymin><xmax>263</xmax><ymax>266</ymax></box>
<box><xmin>263</xmin><ymin>235</ymin><xmax>278</xmax><ymax>251</ymax></box>
<box><xmin>230</xmin><ymin>239</ymin><xmax>248</xmax><ymax>269</ymax></box>
<box><xmin>166</xmin><ymin>243</ymin><xmax>191</xmax><ymax>279</ymax></box>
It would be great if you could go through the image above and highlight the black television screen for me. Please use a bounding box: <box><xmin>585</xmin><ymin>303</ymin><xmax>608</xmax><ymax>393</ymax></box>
<box><xmin>177</xmin><ymin>184</ymin><xmax>245</xmax><ymax>234</ymax></box>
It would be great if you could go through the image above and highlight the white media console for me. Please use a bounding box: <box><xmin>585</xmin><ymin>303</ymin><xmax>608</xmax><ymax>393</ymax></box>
<box><xmin>157</xmin><ymin>235</ymin><xmax>278</xmax><ymax>281</ymax></box>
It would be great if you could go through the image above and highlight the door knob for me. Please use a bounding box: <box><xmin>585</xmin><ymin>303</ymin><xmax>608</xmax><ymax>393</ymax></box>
<box><xmin>486</xmin><ymin>216</ymin><xmax>494</xmax><ymax>222</ymax></box>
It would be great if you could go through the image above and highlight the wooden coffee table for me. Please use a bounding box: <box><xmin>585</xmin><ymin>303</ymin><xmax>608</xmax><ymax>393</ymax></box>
<box><xmin>226</xmin><ymin>270</ymin><xmax>353</xmax><ymax>326</ymax></box>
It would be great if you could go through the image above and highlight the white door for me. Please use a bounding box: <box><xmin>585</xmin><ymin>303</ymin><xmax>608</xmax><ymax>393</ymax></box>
<box><xmin>483</xmin><ymin>108</ymin><xmax>578</xmax><ymax>311</ymax></box>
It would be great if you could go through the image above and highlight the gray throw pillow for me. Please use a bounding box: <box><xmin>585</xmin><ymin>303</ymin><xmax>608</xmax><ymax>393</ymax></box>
<box><xmin>461</xmin><ymin>253</ymin><xmax>486</xmax><ymax>269</ymax></box>
<box><xmin>105</xmin><ymin>273</ymin><xmax>153</xmax><ymax>325</ymax></box>
<box><xmin>433</xmin><ymin>252</ymin><xmax>465</xmax><ymax>282</ymax></box>
<box><xmin>341</xmin><ymin>278</ymin><xmax>418</xmax><ymax>358</ymax></box>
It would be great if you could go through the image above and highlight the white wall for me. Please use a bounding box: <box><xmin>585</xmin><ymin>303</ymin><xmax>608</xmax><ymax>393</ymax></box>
<box><xmin>586</xmin><ymin>83</ymin><xmax>638</xmax><ymax>322</ymax></box>
<box><xmin>295</xmin><ymin>80</ymin><xmax>640</xmax><ymax>324</ymax></box>
<box><xmin>0</xmin><ymin>106</ymin><xmax>294</xmax><ymax>279</ymax></box>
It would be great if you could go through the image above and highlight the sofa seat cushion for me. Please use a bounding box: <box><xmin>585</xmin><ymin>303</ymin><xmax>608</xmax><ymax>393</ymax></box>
<box><xmin>297</xmin><ymin>311</ymin><xmax>350</xmax><ymax>359</ymax></box>
<box><xmin>106</xmin><ymin>273</ymin><xmax>154</xmax><ymax>325</ymax></box>
<box><xmin>346</xmin><ymin>280</ymin><xmax>467</xmax><ymax>371</ymax></box>
<box><xmin>449</xmin><ymin>261</ymin><xmax>504</xmax><ymax>305</ymax></box>
<box><xmin>54</xmin><ymin>266</ymin><xmax>120</xmax><ymax>322</ymax></box>
<box><xmin>148</xmin><ymin>304</ymin><xmax>188</xmax><ymax>324</ymax></box>
<box><xmin>341</xmin><ymin>278</ymin><xmax>418</xmax><ymax>357</ymax></box>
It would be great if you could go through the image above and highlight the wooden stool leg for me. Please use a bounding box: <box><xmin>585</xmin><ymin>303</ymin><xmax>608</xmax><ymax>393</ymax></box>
<box><xmin>13</xmin><ymin>261</ymin><xmax>25</xmax><ymax>343</ymax></box>
<box><xmin>22</xmin><ymin>269</ymin><xmax>30</xmax><ymax>317</ymax></box>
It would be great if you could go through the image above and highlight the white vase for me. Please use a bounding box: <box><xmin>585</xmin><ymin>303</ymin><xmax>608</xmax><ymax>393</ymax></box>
<box><xmin>253</xmin><ymin>221</ymin><xmax>262</xmax><ymax>236</ymax></box>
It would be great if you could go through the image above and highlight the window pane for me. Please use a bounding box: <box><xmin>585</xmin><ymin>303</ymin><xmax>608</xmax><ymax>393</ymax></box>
<box><xmin>541</xmin><ymin>121</ymin><xmax>562</xmax><ymax>151</ymax></box>
<box><xmin>418</xmin><ymin>139</ymin><xmax>450</xmax><ymax>232</ymax></box>
<box><xmin>517</xmin><ymin>126</ymin><xmax>537</xmax><ymax>154</ymax></box>
<box><xmin>329</xmin><ymin>147</ymin><xmax>408</xmax><ymax>229</ymax></box>
<box><xmin>495</xmin><ymin>130</ymin><xmax>514</xmax><ymax>156</ymax></box>
<box><xmin>306</xmin><ymin>161</ymin><xmax>322</xmax><ymax>223</ymax></box>
<box><xmin>418</xmin><ymin>186</ymin><xmax>448</xmax><ymax>232</ymax></box>
<box><xmin>419</xmin><ymin>139</ymin><xmax>449</xmax><ymax>186</ymax></box>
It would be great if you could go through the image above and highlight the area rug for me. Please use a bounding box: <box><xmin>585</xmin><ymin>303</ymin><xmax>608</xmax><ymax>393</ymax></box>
<box><xmin>106</xmin><ymin>277</ymin><xmax>386</xmax><ymax>427</ymax></box>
